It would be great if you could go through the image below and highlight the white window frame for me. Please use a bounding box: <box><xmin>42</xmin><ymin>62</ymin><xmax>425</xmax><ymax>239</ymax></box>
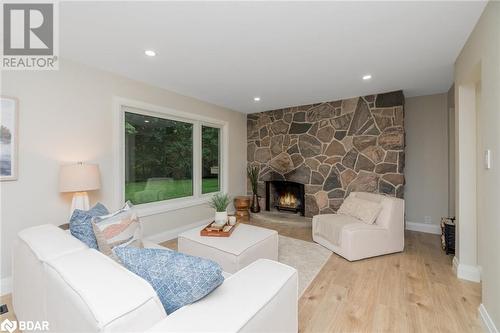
<box><xmin>113</xmin><ymin>97</ymin><xmax>228</xmax><ymax>217</ymax></box>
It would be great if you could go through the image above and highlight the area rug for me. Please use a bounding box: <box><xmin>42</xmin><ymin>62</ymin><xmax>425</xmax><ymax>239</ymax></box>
<box><xmin>278</xmin><ymin>235</ymin><xmax>332</xmax><ymax>296</ymax></box>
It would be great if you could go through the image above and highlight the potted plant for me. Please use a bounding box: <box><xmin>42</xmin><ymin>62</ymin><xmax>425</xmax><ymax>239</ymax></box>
<box><xmin>247</xmin><ymin>165</ymin><xmax>260</xmax><ymax>213</ymax></box>
<box><xmin>209</xmin><ymin>192</ymin><xmax>231</xmax><ymax>225</ymax></box>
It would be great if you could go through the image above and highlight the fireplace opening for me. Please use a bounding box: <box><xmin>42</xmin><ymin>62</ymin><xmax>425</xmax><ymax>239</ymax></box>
<box><xmin>265</xmin><ymin>180</ymin><xmax>305</xmax><ymax>216</ymax></box>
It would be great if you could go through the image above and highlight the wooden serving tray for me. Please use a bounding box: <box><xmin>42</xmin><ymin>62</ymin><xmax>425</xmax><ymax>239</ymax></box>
<box><xmin>200</xmin><ymin>221</ymin><xmax>239</xmax><ymax>237</ymax></box>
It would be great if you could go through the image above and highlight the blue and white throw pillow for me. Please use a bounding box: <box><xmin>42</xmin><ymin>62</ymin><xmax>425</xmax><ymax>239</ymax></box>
<box><xmin>114</xmin><ymin>247</ymin><xmax>224</xmax><ymax>314</ymax></box>
<box><xmin>91</xmin><ymin>201</ymin><xmax>143</xmax><ymax>261</ymax></box>
<box><xmin>69</xmin><ymin>203</ymin><xmax>109</xmax><ymax>249</ymax></box>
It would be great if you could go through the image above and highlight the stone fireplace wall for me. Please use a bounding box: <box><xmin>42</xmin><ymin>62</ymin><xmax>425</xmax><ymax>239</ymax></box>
<box><xmin>247</xmin><ymin>90</ymin><xmax>405</xmax><ymax>217</ymax></box>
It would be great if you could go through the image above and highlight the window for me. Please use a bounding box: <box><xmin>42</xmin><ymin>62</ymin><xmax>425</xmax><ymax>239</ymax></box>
<box><xmin>120</xmin><ymin>103</ymin><xmax>225</xmax><ymax>210</ymax></box>
<box><xmin>202</xmin><ymin>126</ymin><xmax>220</xmax><ymax>194</ymax></box>
<box><xmin>125</xmin><ymin>112</ymin><xmax>193</xmax><ymax>205</ymax></box>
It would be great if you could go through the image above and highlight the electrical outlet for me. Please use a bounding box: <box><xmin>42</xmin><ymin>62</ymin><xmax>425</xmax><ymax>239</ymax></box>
<box><xmin>485</xmin><ymin>149</ymin><xmax>492</xmax><ymax>169</ymax></box>
<box><xmin>424</xmin><ymin>216</ymin><xmax>432</xmax><ymax>224</ymax></box>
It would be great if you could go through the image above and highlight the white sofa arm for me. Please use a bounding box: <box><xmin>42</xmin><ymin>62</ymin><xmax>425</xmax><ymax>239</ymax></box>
<box><xmin>147</xmin><ymin>259</ymin><xmax>298</xmax><ymax>333</ymax></box>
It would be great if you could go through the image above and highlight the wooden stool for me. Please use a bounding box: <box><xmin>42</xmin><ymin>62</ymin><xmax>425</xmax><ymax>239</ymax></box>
<box><xmin>234</xmin><ymin>196</ymin><xmax>251</xmax><ymax>221</ymax></box>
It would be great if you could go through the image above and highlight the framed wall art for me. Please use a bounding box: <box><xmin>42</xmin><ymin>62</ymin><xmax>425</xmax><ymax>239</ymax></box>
<box><xmin>1</xmin><ymin>97</ymin><xmax>18</xmax><ymax>181</ymax></box>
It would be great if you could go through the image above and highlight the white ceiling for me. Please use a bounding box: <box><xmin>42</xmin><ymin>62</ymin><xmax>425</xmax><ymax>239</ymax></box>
<box><xmin>60</xmin><ymin>1</ymin><xmax>486</xmax><ymax>113</ymax></box>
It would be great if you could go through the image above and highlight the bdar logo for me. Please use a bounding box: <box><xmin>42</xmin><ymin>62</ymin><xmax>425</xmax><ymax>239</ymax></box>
<box><xmin>0</xmin><ymin>319</ymin><xmax>49</xmax><ymax>332</ymax></box>
<box><xmin>0</xmin><ymin>319</ymin><xmax>17</xmax><ymax>333</ymax></box>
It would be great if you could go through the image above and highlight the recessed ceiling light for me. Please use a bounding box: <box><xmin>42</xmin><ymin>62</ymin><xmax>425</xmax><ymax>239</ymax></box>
<box><xmin>144</xmin><ymin>50</ymin><xmax>156</xmax><ymax>57</ymax></box>
<box><xmin>362</xmin><ymin>74</ymin><xmax>372</xmax><ymax>80</ymax></box>
<box><xmin>253</xmin><ymin>97</ymin><xmax>261</xmax><ymax>102</ymax></box>
<box><xmin>144</xmin><ymin>120</ymin><xmax>150</xmax><ymax>123</ymax></box>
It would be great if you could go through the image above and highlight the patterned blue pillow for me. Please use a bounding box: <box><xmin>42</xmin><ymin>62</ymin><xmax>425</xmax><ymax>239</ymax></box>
<box><xmin>114</xmin><ymin>247</ymin><xmax>224</xmax><ymax>314</ymax></box>
<box><xmin>69</xmin><ymin>203</ymin><xmax>109</xmax><ymax>249</ymax></box>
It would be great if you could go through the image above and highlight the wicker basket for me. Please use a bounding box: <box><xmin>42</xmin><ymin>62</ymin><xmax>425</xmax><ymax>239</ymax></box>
<box><xmin>440</xmin><ymin>217</ymin><xmax>455</xmax><ymax>255</ymax></box>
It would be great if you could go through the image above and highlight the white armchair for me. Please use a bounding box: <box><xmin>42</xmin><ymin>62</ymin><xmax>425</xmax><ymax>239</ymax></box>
<box><xmin>312</xmin><ymin>192</ymin><xmax>404</xmax><ymax>261</ymax></box>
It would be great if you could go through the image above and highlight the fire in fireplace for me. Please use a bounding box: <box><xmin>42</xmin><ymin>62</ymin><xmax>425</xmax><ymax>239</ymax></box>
<box><xmin>265</xmin><ymin>180</ymin><xmax>305</xmax><ymax>216</ymax></box>
<box><xmin>279</xmin><ymin>192</ymin><xmax>298</xmax><ymax>209</ymax></box>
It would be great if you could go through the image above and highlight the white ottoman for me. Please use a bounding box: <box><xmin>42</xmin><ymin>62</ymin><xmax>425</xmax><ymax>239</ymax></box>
<box><xmin>178</xmin><ymin>224</ymin><xmax>279</xmax><ymax>273</ymax></box>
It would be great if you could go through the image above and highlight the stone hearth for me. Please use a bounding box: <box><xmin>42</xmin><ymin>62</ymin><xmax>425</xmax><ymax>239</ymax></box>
<box><xmin>247</xmin><ymin>90</ymin><xmax>405</xmax><ymax>217</ymax></box>
<box><xmin>250</xmin><ymin>210</ymin><xmax>312</xmax><ymax>226</ymax></box>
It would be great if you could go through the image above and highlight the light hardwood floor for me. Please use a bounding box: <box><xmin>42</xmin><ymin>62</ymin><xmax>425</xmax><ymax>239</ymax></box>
<box><xmin>298</xmin><ymin>230</ymin><xmax>481</xmax><ymax>333</ymax></box>
<box><xmin>163</xmin><ymin>219</ymin><xmax>482</xmax><ymax>333</ymax></box>
<box><xmin>0</xmin><ymin>294</ymin><xmax>16</xmax><ymax>323</ymax></box>
<box><xmin>1</xmin><ymin>220</ymin><xmax>481</xmax><ymax>333</ymax></box>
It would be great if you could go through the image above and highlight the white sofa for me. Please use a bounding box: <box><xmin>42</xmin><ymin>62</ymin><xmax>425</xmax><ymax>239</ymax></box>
<box><xmin>312</xmin><ymin>192</ymin><xmax>404</xmax><ymax>261</ymax></box>
<box><xmin>13</xmin><ymin>224</ymin><xmax>298</xmax><ymax>332</ymax></box>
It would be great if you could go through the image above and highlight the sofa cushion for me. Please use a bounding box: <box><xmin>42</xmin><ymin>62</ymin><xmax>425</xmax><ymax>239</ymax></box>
<box><xmin>18</xmin><ymin>224</ymin><xmax>88</xmax><ymax>262</ymax></box>
<box><xmin>313</xmin><ymin>214</ymin><xmax>362</xmax><ymax>246</ymax></box>
<box><xmin>91</xmin><ymin>201</ymin><xmax>143</xmax><ymax>261</ymax></box>
<box><xmin>146</xmin><ymin>259</ymin><xmax>298</xmax><ymax>333</ymax></box>
<box><xmin>114</xmin><ymin>247</ymin><xmax>224</xmax><ymax>314</ymax></box>
<box><xmin>45</xmin><ymin>248</ymin><xmax>166</xmax><ymax>330</ymax></box>
<box><xmin>338</xmin><ymin>196</ymin><xmax>382</xmax><ymax>224</ymax></box>
<box><xmin>69</xmin><ymin>203</ymin><xmax>109</xmax><ymax>249</ymax></box>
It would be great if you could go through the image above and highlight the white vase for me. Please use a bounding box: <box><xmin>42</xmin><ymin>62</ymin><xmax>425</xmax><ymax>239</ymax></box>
<box><xmin>214</xmin><ymin>211</ymin><xmax>228</xmax><ymax>225</ymax></box>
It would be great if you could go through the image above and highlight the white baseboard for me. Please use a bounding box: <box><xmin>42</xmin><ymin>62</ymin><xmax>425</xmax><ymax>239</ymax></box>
<box><xmin>145</xmin><ymin>218</ymin><xmax>212</xmax><ymax>244</ymax></box>
<box><xmin>452</xmin><ymin>256</ymin><xmax>459</xmax><ymax>271</ymax></box>
<box><xmin>1</xmin><ymin>276</ymin><xmax>12</xmax><ymax>296</ymax></box>
<box><xmin>479</xmin><ymin>303</ymin><xmax>499</xmax><ymax>333</ymax></box>
<box><xmin>405</xmin><ymin>221</ymin><xmax>441</xmax><ymax>234</ymax></box>
<box><xmin>453</xmin><ymin>256</ymin><xmax>481</xmax><ymax>282</ymax></box>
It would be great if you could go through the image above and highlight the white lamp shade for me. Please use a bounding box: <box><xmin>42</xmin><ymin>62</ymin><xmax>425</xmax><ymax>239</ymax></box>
<box><xmin>59</xmin><ymin>163</ymin><xmax>101</xmax><ymax>193</ymax></box>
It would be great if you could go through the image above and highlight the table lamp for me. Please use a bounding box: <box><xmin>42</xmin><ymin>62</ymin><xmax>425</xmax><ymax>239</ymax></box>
<box><xmin>59</xmin><ymin>162</ymin><xmax>101</xmax><ymax>214</ymax></box>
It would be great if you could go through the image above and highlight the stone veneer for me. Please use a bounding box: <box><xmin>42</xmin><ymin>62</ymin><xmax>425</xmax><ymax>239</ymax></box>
<box><xmin>247</xmin><ymin>90</ymin><xmax>405</xmax><ymax>217</ymax></box>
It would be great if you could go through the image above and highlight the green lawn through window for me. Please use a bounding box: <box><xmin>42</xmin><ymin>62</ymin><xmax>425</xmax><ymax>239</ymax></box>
<box><xmin>125</xmin><ymin>178</ymin><xmax>219</xmax><ymax>205</ymax></box>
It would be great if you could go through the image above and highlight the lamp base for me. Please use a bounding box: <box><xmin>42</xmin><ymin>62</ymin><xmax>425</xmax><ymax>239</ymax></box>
<box><xmin>70</xmin><ymin>192</ymin><xmax>90</xmax><ymax>215</ymax></box>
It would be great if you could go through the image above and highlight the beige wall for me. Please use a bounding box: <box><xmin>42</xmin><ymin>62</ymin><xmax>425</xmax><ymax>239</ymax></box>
<box><xmin>447</xmin><ymin>85</ymin><xmax>455</xmax><ymax>217</ymax></box>
<box><xmin>454</xmin><ymin>0</ymin><xmax>500</xmax><ymax>328</ymax></box>
<box><xmin>0</xmin><ymin>59</ymin><xmax>247</xmax><ymax>281</ymax></box>
<box><xmin>404</xmin><ymin>93</ymin><xmax>449</xmax><ymax>226</ymax></box>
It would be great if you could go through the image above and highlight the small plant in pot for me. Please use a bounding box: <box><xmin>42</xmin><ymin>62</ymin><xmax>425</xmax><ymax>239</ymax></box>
<box><xmin>209</xmin><ymin>193</ymin><xmax>231</xmax><ymax>226</ymax></box>
<box><xmin>247</xmin><ymin>165</ymin><xmax>261</xmax><ymax>213</ymax></box>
